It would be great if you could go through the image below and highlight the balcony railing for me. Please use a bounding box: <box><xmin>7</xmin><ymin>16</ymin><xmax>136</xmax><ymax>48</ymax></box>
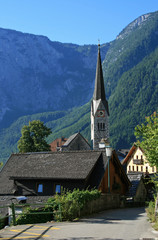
<box><xmin>133</xmin><ymin>159</ymin><xmax>144</xmax><ymax>165</ymax></box>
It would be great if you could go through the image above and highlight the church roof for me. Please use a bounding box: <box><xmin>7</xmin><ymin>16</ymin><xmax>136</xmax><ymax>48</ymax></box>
<box><xmin>93</xmin><ymin>45</ymin><xmax>109</xmax><ymax>115</ymax></box>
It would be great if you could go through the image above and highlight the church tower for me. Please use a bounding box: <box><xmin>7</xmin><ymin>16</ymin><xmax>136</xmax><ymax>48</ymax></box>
<box><xmin>91</xmin><ymin>44</ymin><xmax>109</xmax><ymax>150</ymax></box>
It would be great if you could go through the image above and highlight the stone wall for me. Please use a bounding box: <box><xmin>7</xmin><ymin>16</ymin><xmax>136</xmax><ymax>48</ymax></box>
<box><xmin>80</xmin><ymin>193</ymin><xmax>120</xmax><ymax>216</ymax></box>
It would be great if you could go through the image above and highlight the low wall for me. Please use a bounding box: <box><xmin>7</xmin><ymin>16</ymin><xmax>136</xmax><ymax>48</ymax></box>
<box><xmin>80</xmin><ymin>193</ymin><xmax>120</xmax><ymax>216</ymax></box>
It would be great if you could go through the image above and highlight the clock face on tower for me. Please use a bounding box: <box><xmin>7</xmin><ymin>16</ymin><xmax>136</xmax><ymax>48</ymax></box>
<box><xmin>97</xmin><ymin>110</ymin><xmax>105</xmax><ymax>117</ymax></box>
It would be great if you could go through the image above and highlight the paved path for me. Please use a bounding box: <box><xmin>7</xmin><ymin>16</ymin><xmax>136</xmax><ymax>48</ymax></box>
<box><xmin>0</xmin><ymin>207</ymin><xmax>158</xmax><ymax>240</ymax></box>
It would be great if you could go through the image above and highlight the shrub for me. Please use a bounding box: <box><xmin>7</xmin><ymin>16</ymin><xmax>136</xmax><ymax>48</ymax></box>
<box><xmin>47</xmin><ymin>188</ymin><xmax>101</xmax><ymax>221</ymax></box>
<box><xmin>16</xmin><ymin>207</ymin><xmax>53</xmax><ymax>225</ymax></box>
<box><xmin>146</xmin><ymin>201</ymin><xmax>155</xmax><ymax>223</ymax></box>
<box><xmin>0</xmin><ymin>215</ymin><xmax>8</xmax><ymax>230</ymax></box>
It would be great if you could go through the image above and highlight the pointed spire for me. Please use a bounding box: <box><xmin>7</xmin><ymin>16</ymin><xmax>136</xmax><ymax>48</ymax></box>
<box><xmin>93</xmin><ymin>44</ymin><xmax>106</xmax><ymax>101</ymax></box>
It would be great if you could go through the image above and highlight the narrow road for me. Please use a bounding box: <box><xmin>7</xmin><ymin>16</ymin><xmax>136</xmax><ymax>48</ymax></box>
<box><xmin>0</xmin><ymin>207</ymin><xmax>158</xmax><ymax>240</ymax></box>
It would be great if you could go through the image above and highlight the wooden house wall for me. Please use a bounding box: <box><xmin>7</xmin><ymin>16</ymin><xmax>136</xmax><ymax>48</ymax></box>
<box><xmin>99</xmin><ymin>156</ymin><xmax>128</xmax><ymax>195</ymax></box>
<box><xmin>15</xmin><ymin>179</ymin><xmax>85</xmax><ymax>196</ymax></box>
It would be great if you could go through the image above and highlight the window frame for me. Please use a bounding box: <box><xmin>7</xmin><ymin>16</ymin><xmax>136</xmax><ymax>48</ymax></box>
<box><xmin>36</xmin><ymin>183</ymin><xmax>43</xmax><ymax>193</ymax></box>
<box><xmin>54</xmin><ymin>184</ymin><xmax>61</xmax><ymax>194</ymax></box>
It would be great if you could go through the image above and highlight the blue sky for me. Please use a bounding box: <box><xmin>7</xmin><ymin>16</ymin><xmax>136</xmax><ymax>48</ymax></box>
<box><xmin>0</xmin><ymin>0</ymin><xmax>158</xmax><ymax>45</ymax></box>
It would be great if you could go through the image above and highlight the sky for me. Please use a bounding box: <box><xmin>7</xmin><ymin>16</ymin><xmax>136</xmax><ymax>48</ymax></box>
<box><xmin>0</xmin><ymin>0</ymin><xmax>158</xmax><ymax>45</ymax></box>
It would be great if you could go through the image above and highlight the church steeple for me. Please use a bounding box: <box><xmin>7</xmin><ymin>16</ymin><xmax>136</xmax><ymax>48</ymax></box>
<box><xmin>91</xmin><ymin>44</ymin><xmax>109</xmax><ymax>150</ymax></box>
<box><xmin>93</xmin><ymin>44</ymin><xmax>106</xmax><ymax>101</ymax></box>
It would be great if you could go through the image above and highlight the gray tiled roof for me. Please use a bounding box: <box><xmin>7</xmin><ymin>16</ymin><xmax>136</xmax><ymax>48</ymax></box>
<box><xmin>0</xmin><ymin>151</ymin><xmax>102</xmax><ymax>194</ymax></box>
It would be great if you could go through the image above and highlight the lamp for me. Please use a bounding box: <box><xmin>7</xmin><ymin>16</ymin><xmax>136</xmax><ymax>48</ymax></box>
<box><xmin>105</xmin><ymin>145</ymin><xmax>113</xmax><ymax>158</ymax></box>
<box><xmin>105</xmin><ymin>142</ymin><xmax>112</xmax><ymax>193</ymax></box>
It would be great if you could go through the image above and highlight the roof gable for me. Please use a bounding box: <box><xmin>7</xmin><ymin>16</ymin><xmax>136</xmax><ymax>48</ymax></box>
<box><xmin>123</xmin><ymin>144</ymin><xmax>145</xmax><ymax>165</ymax></box>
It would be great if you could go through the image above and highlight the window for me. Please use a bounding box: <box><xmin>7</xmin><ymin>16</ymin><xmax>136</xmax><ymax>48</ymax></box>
<box><xmin>37</xmin><ymin>183</ymin><xmax>43</xmax><ymax>193</ymax></box>
<box><xmin>152</xmin><ymin>166</ymin><xmax>155</xmax><ymax>172</ymax></box>
<box><xmin>129</xmin><ymin>166</ymin><xmax>131</xmax><ymax>171</ymax></box>
<box><xmin>146</xmin><ymin>166</ymin><xmax>148</xmax><ymax>172</ymax></box>
<box><xmin>136</xmin><ymin>155</ymin><xmax>138</xmax><ymax>159</ymax></box>
<box><xmin>141</xmin><ymin>166</ymin><xmax>143</xmax><ymax>172</ymax></box>
<box><xmin>98</xmin><ymin>123</ymin><xmax>105</xmax><ymax>131</ymax></box>
<box><xmin>55</xmin><ymin>184</ymin><xmax>61</xmax><ymax>194</ymax></box>
<box><xmin>137</xmin><ymin>166</ymin><xmax>138</xmax><ymax>171</ymax></box>
<box><xmin>133</xmin><ymin>166</ymin><xmax>134</xmax><ymax>171</ymax></box>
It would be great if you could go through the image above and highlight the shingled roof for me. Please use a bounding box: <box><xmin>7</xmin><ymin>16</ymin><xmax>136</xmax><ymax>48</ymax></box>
<box><xmin>0</xmin><ymin>151</ymin><xmax>103</xmax><ymax>195</ymax></box>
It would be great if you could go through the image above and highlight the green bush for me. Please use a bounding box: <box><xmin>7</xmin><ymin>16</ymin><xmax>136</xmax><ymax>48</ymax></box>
<box><xmin>16</xmin><ymin>207</ymin><xmax>53</xmax><ymax>225</ymax></box>
<box><xmin>146</xmin><ymin>201</ymin><xmax>155</xmax><ymax>223</ymax></box>
<box><xmin>47</xmin><ymin>188</ymin><xmax>101</xmax><ymax>221</ymax></box>
<box><xmin>0</xmin><ymin>216</ymin><xmax>8</xmax><ymax>230</ymax></box>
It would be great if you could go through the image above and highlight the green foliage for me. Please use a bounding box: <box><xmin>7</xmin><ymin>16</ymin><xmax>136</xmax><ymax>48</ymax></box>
<box><xmin>146</xmin><ymin>201</ymin><xmax>156</xmax><ymax>223</ymax></box>
<box><xmin>47</xmin><ymin>188</ymin><xmax>101</xmax><ymax>221</ymax></box>
<box><xmin>135</xmin><ymin>112</ymin><xmax>158</xmax><ymax>168</ymax></box>
<box><xmin>16</xmin><ymin>207</ymin><xmax>53</xmax><ymax>225</ymax></box>
<box><xmin>18</xmin><ymin>120</ymin><xmax>52</xmax><ymax>153</ymax></box>
<box><xmin>0</xmin><ymin>216</ymin><xmax>7</xmax><ymax>230</ymax></box>
<box><xmin>0</xmin><ymin>162</ymin><xmax>3</xmax><ymax>170</ymax></box>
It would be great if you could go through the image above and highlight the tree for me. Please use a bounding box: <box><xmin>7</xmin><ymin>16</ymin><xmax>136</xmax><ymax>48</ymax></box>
<box><xmin>134</xmin><ymin>112</ymin><xmax>158</xmax><ymax>168</ymax></box>
<box><xmin>18</xmin><ymin>120</ymin><xmax>52</xmax><ymax>153</ymax></box>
